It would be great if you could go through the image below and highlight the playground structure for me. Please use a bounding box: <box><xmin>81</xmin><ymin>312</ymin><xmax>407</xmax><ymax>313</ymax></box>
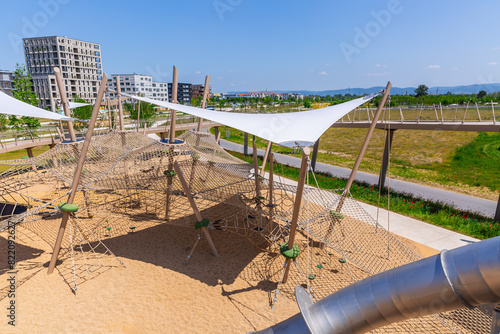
<box><xmin>0</xmin><ymin>74</ymin><xmax>499</xmax><ymax>333</ymax></box>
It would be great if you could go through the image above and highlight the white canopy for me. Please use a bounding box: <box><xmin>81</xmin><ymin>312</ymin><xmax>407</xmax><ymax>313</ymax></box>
<box><xmin>68</xmin><ymin>101</ymin><xmax>90</xmax><ymax>109</ymax></box>
<box><xmin>0</xmin><ymin>91</ymin><xmax>76</xmax><ymax>121</ymax></box>
<box><xmin>122</xmin><ymin>92</ymin><xmax>379</xmax><ymax>147</ymax></box>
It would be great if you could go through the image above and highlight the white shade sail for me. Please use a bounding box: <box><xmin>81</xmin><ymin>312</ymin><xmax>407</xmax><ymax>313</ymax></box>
<box><xmin>121</xmin><ymin>92</ymin><xmax>379</xmax><ymax>147</ymax></box>
<box><xmin>0</xmin><ymin>91</ymin><xmax>76</xmax><ymax>121</ymax></box>
<box><xmin>68</xmin><ymin>102</ymin><xmax>90</xmax><ymax>109</ymax></box>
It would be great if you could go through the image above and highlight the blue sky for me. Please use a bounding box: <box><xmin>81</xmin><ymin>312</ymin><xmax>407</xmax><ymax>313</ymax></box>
<box><xmin>1</xmin><ymin>0</ymin><xmax>499</xmax><ymax>92</ymax></box>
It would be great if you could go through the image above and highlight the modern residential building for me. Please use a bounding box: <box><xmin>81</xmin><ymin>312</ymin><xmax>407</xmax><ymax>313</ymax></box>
<box><xmin>106</xmin><ymin>74</ymin><xmax>169</xmax><ymax>101</ymax></box>
<box><xmin>191</xmin><ymin>84</ymin><xmax>212</xmax><ymax>101</ymax></box>
<box><xmin>168</xmin><ymin>83</ymin><xmax>192</xmax><ymax>104</ymax></box>
<box><xmin>236</xmin><ymin>92</ymin><xmax>280</xmax><ymax>99</ymax></box>
<box><xmin>0</xmin><ymin>70</ymin><xmax>13</xmax><ymax>96</ymax></box>
<box><xmin>22</xmin><ymin>36</ymin><xmax>103</xmax><ymax>111</ymax></box>
<box><xmin>280</xmin><ymin>92</ymin><xmax>304</xmax><ymax>100</ymax></box>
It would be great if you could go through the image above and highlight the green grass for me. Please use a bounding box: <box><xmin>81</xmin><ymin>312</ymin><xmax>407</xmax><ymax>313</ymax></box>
<box><xmin>0</xmin><ymin>147</ymin><xmax>50</xmax><ymax>172</ymax></box>
<box><xmin>230</xmin><ymin>150</ymin><xmax>499</xmax><ymax>240</ymax></box>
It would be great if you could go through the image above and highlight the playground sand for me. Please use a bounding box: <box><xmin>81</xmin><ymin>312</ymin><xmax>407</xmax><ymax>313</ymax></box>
<box><xmin>0</xmin><ymin>220</ymin><xmax>439</xmax><ymax>334</ymax></box>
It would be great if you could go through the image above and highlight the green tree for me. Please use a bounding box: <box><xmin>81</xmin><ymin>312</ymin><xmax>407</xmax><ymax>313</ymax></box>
<box><xmin>12</xmin><ymin>63</ymin><xmax>39</xmax><ymax>106</ymax></box>
<box><xmin>415</xmin><ymin>85</ymin><xmax>429</xmax><ymax>97</ymax></box>
<box><xmin>303</xmin><ymin>98</ymin><xmax>312</xmax><ymax>108</ymax></box>
<box><xmin>70</xmin><ymin>95</ymin><xmax>93</xmax><ymax>130</ymax></box>
<box><xmin>477</xmin><ymin>90</ymin><xmax>487</xmax><ymax>99</ymax></box>
<box><xmin>0</xmin><ymin>114</ymin><xmax>8</xmax><ymax>131</ymax></box>
<box><xmin>123</xmin><ymin>100</ymin><xmax>157</xmax><ymax>127</ymax></box>
<box><xmin>218</xmin><ymin>99</ymin><xmax>226</xmax><ymax>111</ymax></box>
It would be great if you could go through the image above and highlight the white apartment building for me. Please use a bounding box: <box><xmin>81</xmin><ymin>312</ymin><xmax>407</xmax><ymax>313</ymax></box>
<box><xmin>107</xmin><ymin>74</ymin><xmax>169</xmax><ymax>101</ymax></box>
<box><xmin>23</xmin><ymin>36</ymin><xmax>103</xmax><ymax>111</ymax></box>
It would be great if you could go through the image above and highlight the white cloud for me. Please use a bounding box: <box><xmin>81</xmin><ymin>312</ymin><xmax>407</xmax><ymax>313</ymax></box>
<box><xmin>195</xmin><ymin>71</ymin><xmax>201</xmax><ymax>74</ymax></box>
<box><xmin>426</xmin><ymin>65</ymin><xmax>440</xmax><ymax>69</ymax></box>
<box><xmin>318</xmin><ymin>71</ymin><xmax>327</xmax><ymax>75</ymax></box>
<box><xmin>230</xmin><ymin>83</ymin><xmax>236</xmax><ymax>86</ymax></box>
<box><xmin>375</xmin><ymin>64</ymin><xmax>387</xmax><ymax>68</ymax></box>
<box><xmin>493</xmin><ymin>47</ymin><xmax>500</xmax><ymax>50</ymax></box>
<box><xmin>452</xmin><ymin>67</ymin><xmax>459</xmax><ymax>71</ymax></box>
<box><xmin>488</xmin><ymin>62</ymin><xmax>498</xmax><ymax>65</ymax></box>
<box><xmin>217</xmin><ymin>76</ymin><xmax>223</xmax><ymax>80</ymax></box>
<box><xmin>367</xmin><ymin>72</ymin><xmax>390</xmax><ymax>76</ymax></box>
<box><xmin>309</xmin><ymin>69</ymin><xmax>315</xmax><ymax>72</ymax></box>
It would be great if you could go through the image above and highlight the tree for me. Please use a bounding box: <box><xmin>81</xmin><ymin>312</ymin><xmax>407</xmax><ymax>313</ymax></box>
<box><xmin>12</xmin><ymin>63</ymin><xmax>39</xmax><ymax>106</ymax></box>
<box><xmin>303</xmin><ymin>98</ymin><xmax>312</xmax><ymax>108</ymax></box>
<box><xmin>123</xmin><ymin>99</ymin><xmax>157</xmax><ymax>127</ymax></box>
<box><xmin>218</xmin><ymin>99</ymin><xmax>226</xmax><ymax>111</ymax></box>
<box><xmin>415</xmin><ymin>85</ymin><xmax>429</xmax><ymax>97</ymax></box>
<box><xmin>477</xmin><ymin>90</ymin><xmax>487</xmax><ymax>99</ymax></box>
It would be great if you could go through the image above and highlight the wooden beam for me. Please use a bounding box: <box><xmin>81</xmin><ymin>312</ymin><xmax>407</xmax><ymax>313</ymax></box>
<box><xmin>169</xmin><ymin>66</ymin><xmax>179</xmax><ymax>143</ymax></box>
<box><xmin>116</xmin><ymin>76</ymin><xmax>125</xmax><ymax>131</ymax></box>
<box><xmin>197</xmin><ymin>75</ymin><xmax>210</xmax><ymax>132</ymax></box>
<box><xmin>106</xmin><ymin>98</ymin><xmax>112</xmax><ymax>131</ymax></box>
<box><xmin>47</xmin><ymin>73</ymin><xmax>108</xmax><ymax>274</ymax></box>
<box><xmin>53</xmin><ymin>67</ymin><xmax>76</xmax><ymax>142</ymax></box>
<box><xmin>243</xmin><ymin>132</ymin><xmax>248</xmax><ymax>155</ymax></box>
<box><xmin>337</xmin><ymin>81</ymin><xmax>392</xmax><ymax>212</ymax></box>
<box><xmin>282</xmin><ymin>147</ymin><xmax>310</xmax><ymax>284</ymax></box>
<box><xmin>495</xmin><ymin>194</ymin><xmax>500</xmax><ymax>223</ymax></box>
<box><xmin>173</xmin><ymin>161</ymin><xmax>218</xmax><ymax>257</ymax></box>
<box><xmin>259</xmin><ymin>141</ymin><xmax>272</xmax><ymax>177</ymax></box>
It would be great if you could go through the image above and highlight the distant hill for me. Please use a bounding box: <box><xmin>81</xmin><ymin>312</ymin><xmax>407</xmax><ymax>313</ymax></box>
<box><xmin>227</xmin><ymin>83</ymin><xmax>500</xmax><ymax>96</ymax></box>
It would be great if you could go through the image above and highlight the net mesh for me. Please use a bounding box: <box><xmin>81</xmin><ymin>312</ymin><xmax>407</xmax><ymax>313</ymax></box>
<box><xmin>0</xmin><ymin>130</ymin><xmax>492</xmax><ymax>333</ymax></box>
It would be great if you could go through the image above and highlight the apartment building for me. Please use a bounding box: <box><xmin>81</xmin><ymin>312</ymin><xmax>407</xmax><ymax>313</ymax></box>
<box><xmin>106</xmin><ymin>74</ymin><xmax>169</xmax><ymax>101</ymax></box>
<box><xmin>168</xmin><ymin>83</ymin><xmax>192</xmax><ymax>104</ymax></box>
<box><xmin>22</xmin><ymin>36</ymin><xmax>103</xmax><ymax>111</ymax></box>
<box><xmin>191</xmin><ymin>84</ymin><xmax>212</xmax><ymax>100</ymax></box>
<box><xmin>0</xmin><ymin>70</ymin><xmax>13</xmax><ymax>96</ymax></box>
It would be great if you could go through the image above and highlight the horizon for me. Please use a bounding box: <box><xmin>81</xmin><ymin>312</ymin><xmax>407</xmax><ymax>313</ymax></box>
<box><xmin>1</xmin><ymin>1</ymin><xmax>499</xmax><ymax>93</ymax></box>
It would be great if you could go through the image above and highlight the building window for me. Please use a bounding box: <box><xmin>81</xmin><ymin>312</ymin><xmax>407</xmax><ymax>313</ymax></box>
<box><xmin>94</xmin><ymin>51</ymin><xmax>100</xmax><ymax>56</ymax></box>
<box><xmin>94</xmin><ymin>45</ymin><xmax>99</xmax><ymax>49</ymax></box>
<box><xmin>59</xmin><ymin>46</ymin><xmax>65</xmax><ymax>51</ymax></box>
<box><xmin>96</xmin><ymin>64</ymin><xmax>101</xmax><ymax>68</ymax></box>
<box><xmin>96</xmin><ymin>58</ymin><xmax>100</xmax><ymax>62</ymax></box>
<box><xmin>97</xmin><ymin>70</ymin><xmax>102</xmax><ymax>74</ymax></box>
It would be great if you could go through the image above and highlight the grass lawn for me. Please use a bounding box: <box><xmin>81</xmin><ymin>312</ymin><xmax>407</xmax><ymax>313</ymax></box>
<box><xmin>0</xmin><ymin>146</ymin><xmax>50</xmax><ymax>172</ymax></box>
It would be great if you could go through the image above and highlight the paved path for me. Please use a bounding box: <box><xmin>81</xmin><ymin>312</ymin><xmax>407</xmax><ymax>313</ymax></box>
<box><xmin>220</xmin><ymin>139</ymin><xmax>497</xmax><ymax>218</ymax></box>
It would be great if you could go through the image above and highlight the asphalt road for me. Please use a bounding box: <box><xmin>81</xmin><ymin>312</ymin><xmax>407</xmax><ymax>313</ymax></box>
<box><xmin>219</xmin><ymin>139</ymin><xmax>498</xmax><ymax>218</ymax></box>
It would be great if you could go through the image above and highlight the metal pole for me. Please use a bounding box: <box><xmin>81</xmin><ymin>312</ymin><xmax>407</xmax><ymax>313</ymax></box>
<box><xmin>173</xmin><ymin>161</ymin><xmax>218</xmax><ymax>257</ymax></box>
<box><xmin>495</xmin><ymin>194</ymin><xmax>500</xmax><ymax>223</ymax></box>
<box><xmin>311</xmin><ymin>139</ymin><xmax>320</xmax><ymax>172</ymax></box>
<box><xmin>197</xmin><ymin>75</ymin><xmax>210</xmax><ymax>132</ymax></box>
<box><xmin>116</xmin><ymin>76</ymin><xmax>125</xmax><ymax>131</ymax></box>
<box><xmin>337</xmin><ymin>81</ymin><xmax>392</xmax><ymax>211</ymax></box>
<box><xmin>169</xmin><ymin>66</ymin><xmax>178</xmax><ymax>143</ymax></box>
<box><xmin>53</xmin><ymin>67</ymin><xmax>76</xmax><ymax>142</ymax></box>
<box><xmin>244</xmin><ymin>132</ymin><xmax>248</xmax><ymax>155</ymax></box>
<box><xmin>378</xmin><ymin>129</ymin><xmax>395</xmax><ymax>190</ymax></box>
<box><xmin>283</xmin><ymin>147</ymin><xmax>310</xmax><ymax>284</ymax></box>
<box><xmin>47</xmin><ymin>73</ymin><xmax>108</xmax><ymax>274</ymax></box>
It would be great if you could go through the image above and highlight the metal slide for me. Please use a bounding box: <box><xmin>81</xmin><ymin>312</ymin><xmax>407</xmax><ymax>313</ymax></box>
<box><xmin>252</xmin><ymin>236</ymin><xmax>500</xmax><ymax>334</ymax></box>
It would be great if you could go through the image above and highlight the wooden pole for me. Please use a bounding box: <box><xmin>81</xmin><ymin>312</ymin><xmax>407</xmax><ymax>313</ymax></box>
<box><xmin>259</xmin><ymin>141</ymin><xmax>272</xmax><ymax>177</ymax></box>
<box><xmin>252</xmin><ymin>139</ymin><xmax>261</xmax><ymax>200</ymax></box>
<box><xmin>137</xmin><ymin>94</ymin><xmax>141</xmax><ymax>132</ymax></box>
<box><xmin>106</xmin><ymin>98</ymin><xmax>112</xmax><ymax>131</ymax></box>
<box><xmin>47</xmin><ymin>73</ymin><xmax>108</xmax><ymax>274</ymax></box>
<box><xmin>492</xmin><ymin>101</ymin><xmax>496</xmax><ymax>125</ymax></box>
<box><xmin>475</xmin><ymin>102</ymin><xmax>481</xmax><ymax>122</ymax></box>
<box><xmin>440</xmin><ymin>102</ymin><xmax>444</xmax><ymax>124</ymax></box>
<box><xmin>494</xmin><ymin>194</ymin><xmax>500</xmax><ymax>223</ymax></box>
<box><xmin>173</xmin><ymin>161</ymin><xmax>218</xmax><ymax>257</ymax></box>
<box><xmin>53</xmin><ymin>67</ymin><xmax>76</xmax><ymax>142</ymax></box>
<box><xmin>336</xmin><ymin>81</ymin><xmax>392</xmax><ymax>212</ymax></box>
<box><xmin>197</xmin><ymin>75</ymin><xmax>210</xmax><ymax>132</ymax></box>
<box><xmin>282</xmin><ymin>147</ymin><xmax>310</xmax><ymax>283</ymax></box>
<box><xmin>169</xmin><ymin>66</ymin><xmax>178</xmax><ymax>143</ymax></box>
<box><xmin>462</xmin><ymin>101</ymin><xmax>469</xmax><ymax>124</ymax></box>
<box><xmin>116</xmin><ymin>76</ymin><xmax>125</xmax><ymax>131</ymax></box>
